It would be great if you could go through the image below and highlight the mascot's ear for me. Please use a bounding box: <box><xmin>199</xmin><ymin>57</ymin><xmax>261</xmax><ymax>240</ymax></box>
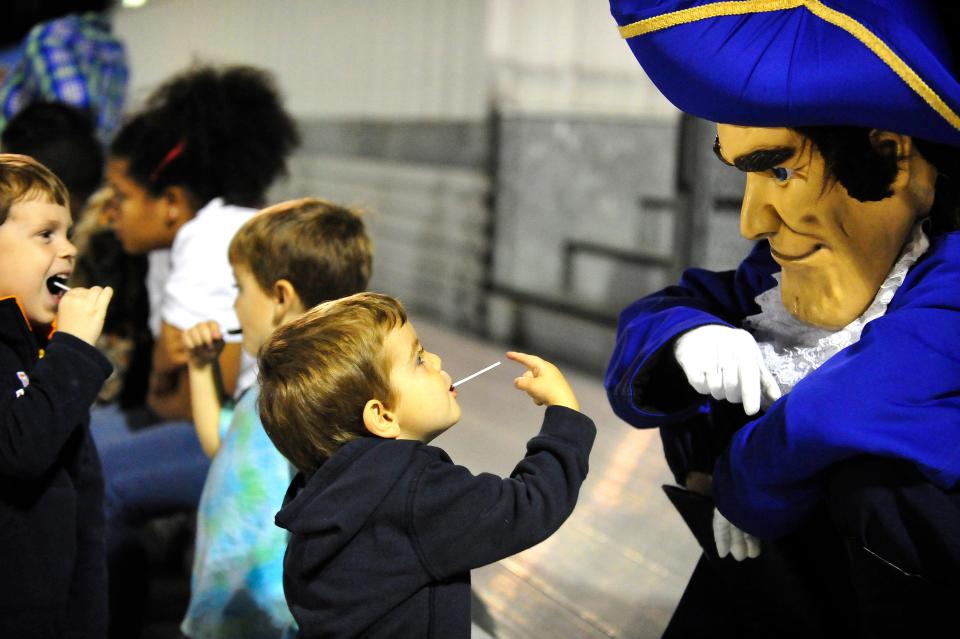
<box><xmin>868</xmin><ymin>129</ymin><xmax>909</xmax><ymax>158</ymax></box>
<box><xmin>871</xmin><ymin>130</ymin><xmax>936</xmax><ymax>212</ymax></box>
<box><xmin>870</xmin><ymin>130</ymin><xmax>911</xmax><ymax>191</ymax></box>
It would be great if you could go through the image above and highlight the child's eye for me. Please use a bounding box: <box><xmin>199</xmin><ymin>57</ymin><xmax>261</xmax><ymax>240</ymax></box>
<box><xmin>38</xmin><ymin>230</ymin><xmax>54</xmax><ymax>241</ymax></box>
<box><xmin>416</xmin><ymin>348</ymin><xmax>425</xmax><ymax>365</ymax></box>
<box><xmin>770</xmin><ymin>166</ymin><xmax>794</xmax><ymax>183</ymax></box>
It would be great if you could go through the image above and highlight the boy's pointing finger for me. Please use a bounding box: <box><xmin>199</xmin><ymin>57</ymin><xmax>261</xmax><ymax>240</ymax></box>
<box><xmin>506</xmin><ymin>351</ymin><xmax>543</xmax><ymax>374</ymax></box>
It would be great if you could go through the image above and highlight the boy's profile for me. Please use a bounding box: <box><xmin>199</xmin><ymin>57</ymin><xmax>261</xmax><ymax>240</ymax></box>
<box><xmin>0</xmin><ymin>153</ymin><xmax>114</xmax><ymax>637</ymax></box>
<box><xmin>259</xmin><ymin>292</ymin><xmax>596</xmax><ymax>639</ymax></box>
<box><xmin>179</xmin><ymin>197</ymin><xmax>372</xmax><ymax>639</ymax></box>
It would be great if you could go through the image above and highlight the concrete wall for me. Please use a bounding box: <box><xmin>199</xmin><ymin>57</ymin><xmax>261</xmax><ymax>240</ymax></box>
<box><xmin>483</xmin><ymin>114</ymin><xmax>751</xmax><ymax>372</ymax></box>
<box><xmin>485</xmin><ymin>0</ymin><xmax>677</xmax><ymax>118</ymax></box>
<box><xmin>115</xmin><ymin>0</ymin><xmax>490</xmax><ymax>119</ymax></box>
<box><xmin>268</xmin><ymin>120</ymin><xmax>491</xmax><ymax>328</ymax></box>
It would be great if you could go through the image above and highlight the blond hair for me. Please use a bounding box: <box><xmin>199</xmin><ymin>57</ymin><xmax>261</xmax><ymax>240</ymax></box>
<box><xmin>258</xmin><ymin>292</ymin><xmax>407</xmax><ymax>473</ymax></box>
<box><xmin>228</xmin><ymin>197</ymin><xmax>372</xmax><ymax>308</ymax></box>
<box><xmin>0</xmin><ymin>154</ymin><xmax>69</xmax><ymax>224</ymax></box>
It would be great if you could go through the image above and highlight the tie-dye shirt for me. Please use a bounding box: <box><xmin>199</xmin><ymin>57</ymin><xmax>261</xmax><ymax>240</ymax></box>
<box><xmin>181</xmin><ymin>386</ymin><xmax>296</xmax><ymax>639</ymax></box>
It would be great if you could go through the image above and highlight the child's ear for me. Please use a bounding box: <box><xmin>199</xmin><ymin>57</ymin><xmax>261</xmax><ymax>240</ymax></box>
<box><xmin>362</xmin><ymin>399</ymin><xmax>400</xmax><ymax>439</ymax></box>
<box><xmin>160</xmin><ymin>186</ymin><xmax>193</xmax><ymax>225</ymax></box>
<box><xmin>272</xmin><ymin>279</ymin><xmax>305</xmax><ymax>325</ymax></box>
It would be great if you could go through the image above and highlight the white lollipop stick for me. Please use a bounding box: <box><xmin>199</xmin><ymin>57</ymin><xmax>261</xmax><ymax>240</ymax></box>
<box><xmin>52</xmin><ymin>280</ymin><xmax>71</xmax><ymax>292</ymax></box>
<box><xmin>452</xmin><ymin>361</ymin><xmax>501</xmax><ymax>388</ymax></box>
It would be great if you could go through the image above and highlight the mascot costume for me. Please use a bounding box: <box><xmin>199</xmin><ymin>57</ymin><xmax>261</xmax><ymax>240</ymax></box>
<box><xmin>605</xmin><ymin>1</ymin><xmax>960</xmax><ymax>636</ymax></box>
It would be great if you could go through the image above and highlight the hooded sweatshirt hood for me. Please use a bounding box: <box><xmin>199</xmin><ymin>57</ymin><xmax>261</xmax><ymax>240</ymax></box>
<box><xmin>273</xmin><ymin>436</ymin><xmax>455</xmax><ymax>639</ymax></box>
<box><xmin>275</xmin><ymin>437</ymin><xmax>422</xmax><ymax>566</ymax></box>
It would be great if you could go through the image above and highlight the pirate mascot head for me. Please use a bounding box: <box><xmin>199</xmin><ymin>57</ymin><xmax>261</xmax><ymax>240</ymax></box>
<box><xmin>611</xmin><ymin>0</ymin><xmax>960</xmax><ymax>328</ymax></box>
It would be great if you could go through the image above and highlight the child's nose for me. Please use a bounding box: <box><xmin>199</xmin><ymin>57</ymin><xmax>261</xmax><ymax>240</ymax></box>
<box><xmin>61</xmin><ymin>238</ymin><xmax>78</xmax><ymax>260</ymax></box>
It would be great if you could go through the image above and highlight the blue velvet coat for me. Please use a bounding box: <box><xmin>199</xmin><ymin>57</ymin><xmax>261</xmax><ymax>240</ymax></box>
<box><xmin>606</xmin><ymin>232</ymin><xmax>960</xmax><ymax>539</ymax></box>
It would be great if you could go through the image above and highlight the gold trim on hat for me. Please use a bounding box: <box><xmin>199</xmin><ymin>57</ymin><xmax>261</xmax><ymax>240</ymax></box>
<box><xmin>618</xmin><ymin>0</ymin><xmax>960</xmax><ymax>132</ymax></box>
<box><xmin>619</xmin><ymin>0</ymin><xmax>801</xmax><ymax>38</ymax></box>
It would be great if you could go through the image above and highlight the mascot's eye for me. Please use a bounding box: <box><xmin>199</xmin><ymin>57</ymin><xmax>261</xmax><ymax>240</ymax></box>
<box><xmin>771</xmin><ymin>167</ymin><xmax>794</xmax><ymax>183</ymax></box>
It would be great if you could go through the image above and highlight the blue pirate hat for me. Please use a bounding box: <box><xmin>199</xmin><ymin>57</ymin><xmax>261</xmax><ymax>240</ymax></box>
<box><xmin>610</xmin><ymin>0</ymin><xmax>960</xmax><ymax>146</ymax></box>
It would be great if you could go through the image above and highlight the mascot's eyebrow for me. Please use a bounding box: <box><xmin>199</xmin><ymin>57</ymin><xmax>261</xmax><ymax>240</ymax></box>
<box><xmin>713</xmin><ymin>136</ymin><xmax>795</xmax><ymax>172</ymax></box>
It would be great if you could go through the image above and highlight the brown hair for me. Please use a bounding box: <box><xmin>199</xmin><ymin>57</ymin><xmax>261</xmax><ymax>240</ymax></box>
<box><xmin>258</xmin><ymin>292</ymin><xmax>408</xmax><ymax>474</ymax></box>
<box><xmin>0</xmin><ymin>153</ymin><xmax>69</xmax><ymax>224</ymax></box>
<box><xmin>228</xmin><ymin>197</ymin><xmax>372</xmax><ymax>308</ymax></box>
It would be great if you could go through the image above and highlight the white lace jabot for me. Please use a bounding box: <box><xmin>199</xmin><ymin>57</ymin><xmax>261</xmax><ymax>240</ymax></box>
<box><xmin>743</xmin><ymin>223</ymin><xmax>930</xmax><ymax>395</ymax></box>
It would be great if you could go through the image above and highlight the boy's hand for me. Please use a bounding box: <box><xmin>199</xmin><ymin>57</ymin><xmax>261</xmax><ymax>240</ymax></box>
<box><xmin>182</xmin><ymin>320</ymin><xmax>225</xmax><ymax>369</ymax></box>
<box><xmin>507</xmin><ymin>351</ymin><xmax>580</xmax><ymax>411</ymax></box>
<box><xmin>57</xmin><ymin>286</ymin><xmax>114</xmax><ymax>346</ymax></box>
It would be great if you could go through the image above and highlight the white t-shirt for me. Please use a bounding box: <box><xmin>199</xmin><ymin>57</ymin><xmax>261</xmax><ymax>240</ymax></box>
<box><xmin>146</xmin><ymin>249</ymin><xmax>171</xmax><ymax>338</ymax></box>
<box><xmin>153</xmin><ymin>197</ymin><xmax>258</xmax><ymax>397</ymax></box>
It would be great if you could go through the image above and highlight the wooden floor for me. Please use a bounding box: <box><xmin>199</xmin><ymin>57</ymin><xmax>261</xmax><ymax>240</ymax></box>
<box><xmin>142</xmin><ymin>314</ymin><xmax>701</xmax><ymax>638</ymax></box>
<box><xmin>416</xmin><ymin>315</ymin><xmax>700</xmax><ymax>639</ymax></box>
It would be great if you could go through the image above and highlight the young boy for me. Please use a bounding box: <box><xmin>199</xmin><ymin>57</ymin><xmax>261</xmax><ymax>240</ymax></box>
<box><xmin>0</xmin><ymin>153</ymin><xmax>114</xmax><ymax>638</ymax></box>
<box><xmin>179</xmin><ymin>197</ymin><xmax>372</xmax><ymax>639</ymax></box>
<box><xmin>258</xmin><ymin>292</ymin><xmax>596</xmax><ymax>639</ymax></box>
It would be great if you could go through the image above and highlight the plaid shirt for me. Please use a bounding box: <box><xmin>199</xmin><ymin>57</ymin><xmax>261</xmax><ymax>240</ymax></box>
<box><xmin>0</xmin><ymin>12</ymin><xmax>127</xmax><ymax>142</ymax></box>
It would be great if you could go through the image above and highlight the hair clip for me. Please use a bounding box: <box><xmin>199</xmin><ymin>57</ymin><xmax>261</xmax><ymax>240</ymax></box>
<box><xmin>149</xmin><ymin>139</ymin><xmax>187</xmax><ymax>183</ymax></box>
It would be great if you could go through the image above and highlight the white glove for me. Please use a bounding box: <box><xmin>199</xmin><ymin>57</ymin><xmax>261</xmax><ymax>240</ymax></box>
<box><xmin>713</xmin><ymin>507</ymin><xmax>761</xmax><ymax>560</ymax></box>
<box><xmin>673</xmin><ymin>325</ymin><xmax>782</xmax><ymax>415</ymax></box>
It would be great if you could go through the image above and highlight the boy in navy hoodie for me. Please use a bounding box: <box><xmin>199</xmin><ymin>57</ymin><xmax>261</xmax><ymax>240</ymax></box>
<box><xmin>259</xmin><ymin>292</ymin><xmax>596</xmax><ymax>639</ymax></box>
<box><xmin>0</xmin><ymin>153</ymin><xmax>114</xmax><ymax>638</ymax></box>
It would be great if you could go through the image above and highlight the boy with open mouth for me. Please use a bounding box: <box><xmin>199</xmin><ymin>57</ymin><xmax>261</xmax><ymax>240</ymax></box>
<box><xmin>0</xmin><ymin>153</ymin><xmax>114</xmax><ymax>638</ymax></box>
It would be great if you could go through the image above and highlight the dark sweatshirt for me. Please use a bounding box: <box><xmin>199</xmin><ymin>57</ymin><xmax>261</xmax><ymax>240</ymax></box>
<box><xmin>275</xmin><ymin>405</ymin><xmax>595</xmax><ymax>639</ymax></box>
<box><xmin>0</xmin><ymin>297</ymin><xmax>113</xmax><ymax>638</ymax></box>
